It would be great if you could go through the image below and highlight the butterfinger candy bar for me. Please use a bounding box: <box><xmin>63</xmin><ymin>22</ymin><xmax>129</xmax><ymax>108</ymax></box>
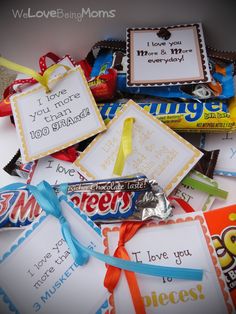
<box><xmin>98</xmin><ymin>101</ymin><xmax>236</xmax><ymax>132</ymax></box>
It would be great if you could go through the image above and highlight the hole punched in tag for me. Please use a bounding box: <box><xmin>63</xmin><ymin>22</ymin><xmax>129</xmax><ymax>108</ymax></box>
<box><xmin>157</xmin><ymin>27</ymin><xmax>171</xmax><ymax>40</ymax></box>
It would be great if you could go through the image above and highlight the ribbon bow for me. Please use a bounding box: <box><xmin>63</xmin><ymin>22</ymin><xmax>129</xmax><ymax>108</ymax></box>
<box><xmin>104</xmin><ymin>222</ymin><xmax>146</xmax><ymax>313</ymax></box>
<box><xmin>28</xmin><ymin>181</ymin><xmax>89</xmax><ymax>265</ymax></box>
<box><xmin>0</xmin><ymin>56</ymin><xmax>70</xmax><ymax>93</ymax></box>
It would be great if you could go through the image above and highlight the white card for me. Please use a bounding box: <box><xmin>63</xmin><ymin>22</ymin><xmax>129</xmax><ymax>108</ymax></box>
<box><xmin>27</xmin><ymin>156</ymin><xmax>86</xmax><ymax>185</ymax></box>
<box><xmin>75</xmin><ymin>100</ymin><xmax>202</xmax><ymax>195</ymax></box>
<box><xmin>210</xmin><ymin>175</ymin><xmax>236</xmax><ymax>210</ymax></box>
<box><xmin>200</xmin><ymin>133</ymin><xmax>236</xmax><ymax>176</ymax></box>
<box><xmin>170</xmin><ymin>170</ymin><xmax>217</xmax><ymax>214</ymax></box>
<box><xmin>11</xmin><ymin>66</ymin><xmax>106</xmax><ymax>163</ymax></box>
<box><xmin>102</xmin><ymin>212</ymin><xmax>233</xmax><ymax>313</ymax></box>
<box><xmin>127</xmin><ymin>23</ymin><xmax>211</xmax><ymax>86</ymax></box>
<box><xmin>0</xmin><ymin>196</ymin><xmax>107</xmax><ymax>314</ymax></box>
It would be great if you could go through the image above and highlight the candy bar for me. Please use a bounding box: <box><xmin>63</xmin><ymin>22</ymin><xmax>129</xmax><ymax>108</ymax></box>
<box><xmin>58</xmin><ymin>174</ymin><xmax>172</xmax><ymax>221</ymax></box>
<box><xmin>3</xmin><ymin>150</ymin><xmax>34</xmax><ymax>180</ymax></box>
<box><xmin>98</xmin><ymin>101</ymin><xmax>236</xmax><ymax>132</ymax></box>
<box><xmin>0</xmin><ymin>175</ymin><xmax>172</xmax><ymax>227</ymax></box>
<box><xmin>4</xmin><ymin>146</ymin><xmax>79</xmax><ymax>180</ymax></box>
<box><xmin>86</xmin><ymin>40</ymin><xmax>235</xmax><ymax>100</ymax></box>
<box><xmin>0</xmin><ymin>188</ymin><xmax>41</xmax><ymax>227</ymax></box>
<box><xmin>193</xmin><ymin>148</ymin><xmax>220</xmax><ymax>178</ymax></box>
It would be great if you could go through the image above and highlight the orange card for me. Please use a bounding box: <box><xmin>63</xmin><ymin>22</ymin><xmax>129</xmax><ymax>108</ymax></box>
<box><xmin>204</xmin><ymin>205</ymin><xmax>236</xmax><ymax>308</ymax></box>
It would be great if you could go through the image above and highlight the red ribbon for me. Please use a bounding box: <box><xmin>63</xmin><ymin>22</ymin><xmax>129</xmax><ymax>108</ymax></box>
<box><xmin>51</xmin><ymin>146</ymin><xmax>78</xmax><ymax>163</ymax></box>
<box><xmin>168</xmin><ymin>196</ymin><xmax>195</xmax><ymax>213</ymax></box>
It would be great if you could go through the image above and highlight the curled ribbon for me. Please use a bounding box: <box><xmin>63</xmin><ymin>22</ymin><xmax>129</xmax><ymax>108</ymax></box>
<box><xmin>113</xmin><ymin>117</ymin><xmax>135</xmax><ymax>176</ymax></box>
<box><xmin>0</xmin><ymin>56</ymin><xmax>70</xmax><ymax>93</ymax></box>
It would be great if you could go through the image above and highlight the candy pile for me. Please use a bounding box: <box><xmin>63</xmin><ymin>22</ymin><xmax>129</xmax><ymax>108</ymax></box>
<box><xmin>0</xmin><ymin>27</ymin><xmax>236</xmax><ymax>314</ymax></box>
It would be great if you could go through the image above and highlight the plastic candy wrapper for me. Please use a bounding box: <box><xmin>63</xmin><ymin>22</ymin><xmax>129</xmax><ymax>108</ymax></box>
<box><xmin>0</xmin><ymin>187</ymin><xmax>42</xmax><ymax>228</ymax></box>
<box><xmin>98</xmin><ymin>100</ymin><xmax>236</xmax><ymax>132</ymax></box>
<box><xmin>88</xmin><ymin>68</ymin><xmax>117</xmax><ymax>101</ymax></box>
<box><xmin>58</xmin><ymin>174</ymin><xmax>173</xmax><ymax>221</ymax></box>
<box><xmin>86</xmin><ymin>40</ymin><xmax>235</xmax><ymax>100</ymax></box>
<box><xmin>0</xmin><ymin>174</ymin><xmax>173</xmax><ymax>228</ymax></box>
<box><xmin>193</xmin><ymin>148</ymin><xmax>220</xmax><ymax>179</ymax></box>
<box><xmin>116</xmin><ymin>61</ymin><xmax>234</xmax><ymax>100</ymax></box>
<box><xmin>3</xmin><ymin>147</ymin><xmax>79</xmax><ymax>180</ymax></box>
<box><xmin>3</xmin><ymin>150</ymin><xmax>33</xmax><ymax>180</ymax></box>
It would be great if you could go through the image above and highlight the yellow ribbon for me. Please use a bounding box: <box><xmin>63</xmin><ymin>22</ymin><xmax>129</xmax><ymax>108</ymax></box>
<box><xmin>0</xmin><ymin>56</ymin><xmax>70</xmax><ymax>93</ymax></box>
<box><xmin>113</xmin><ymin>117</ymin><xmax>135</xmax><ymax>176</ymax></box>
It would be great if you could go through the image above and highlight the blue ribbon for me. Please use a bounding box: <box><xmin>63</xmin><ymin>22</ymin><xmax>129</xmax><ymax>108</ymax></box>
<box><xmin>0</xmin><ymin>181</ymin><xmax>203</xmax><ymax>281</ymax></box>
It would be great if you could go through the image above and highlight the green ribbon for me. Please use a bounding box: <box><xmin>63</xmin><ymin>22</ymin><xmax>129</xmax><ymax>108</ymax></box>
<box><xmin>182</xmin><ymin>176</ymin><xmax>228</xmax><ymax>200</ymax></box>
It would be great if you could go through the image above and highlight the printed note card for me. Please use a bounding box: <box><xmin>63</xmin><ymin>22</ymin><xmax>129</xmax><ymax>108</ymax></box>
<box><xmin>127</xmin><ymin>23</ymin><xmax>211</xmax><ymax>86</ymax></box>
<box><xmin>11</xmin><ymin>66</ymin><xmax>106</xmax><ymax>163</ymax></box>
<box><xmin>102</xmin><ymin>212</ymin><xmax>233</xmax><ymax>313</ymax></box>
<box><xmin>27</xmin><ymin>156</ymin><xmax>86</xmax><ymax>185</ymax></box>
<box><xmin>0</xmin><ymin>196</ymin><xmax>107</xmax><ymax>314</ymax></box>
<box><xmin>75</xmin><ymin>100</ymin><xmax>202</xmax><ymax>195</ymax></box>
<box><xmin>200</xmin><ymin>133</ymin><xmax>236</xmax><ymax>176</ymax></box>
<box><xmin>170</xmin><ymin>170</ymin><xmax>218</xmax><ymax>214</ymax></box>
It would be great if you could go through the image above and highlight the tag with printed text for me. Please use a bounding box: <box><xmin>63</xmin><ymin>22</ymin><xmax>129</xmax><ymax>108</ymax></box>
<box><xmin>0</xmin><ymin>196</ymin><xmax>108</xmax><ymax>314</ymax></box>
<box><xmin>171</xmin><ymin>170</ymin><xmax>217</xmax><ymax>214</ymax></box>
<box><xmin>75</xmin><ymin>100</ymin><xmax>202</xmax><ymax>195</ymax></box>
<box><xmin>102</xmin><ymin>212</ymin><xmax>234</xmax><ymax>313</ymax></box>
<box><xmin>200</xmin><ymin>133</ymin><xmax>236</xmax><ymax>177</ymax></box>
<box><xmin>11</xmin><ymin>66</ymin><xmax>106</xmax><ymax>163</ymax></box>
<box><xmin>127</xmin><ymin>23</ymin><xmax>211</xmax><ymax>86</ymax></box>
<box><xmin>27</xmin><ymin>156</ymin><xmax>86</xmax><ymax>185</ymax></box>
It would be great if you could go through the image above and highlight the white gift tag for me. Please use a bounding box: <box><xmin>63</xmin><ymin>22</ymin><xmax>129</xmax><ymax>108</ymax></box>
<box><xmin>0</xmin><ymin>196</ymin><xmax>107</xmax><ymax>314</ymax></box>
<box><xmin>27</xmin><ymin>156</ymin><xmax>86</xmax><ymax>185</ymax></box>
<box><xmin>200</xmin><ymin>133</ymin><xmax>236</xmax><ymax>176</ymax></box>
<box><xmin>102</xmin><ymin>212</ymin><xmax>233</xmax><ymax>313</ymax></box>
<box><xmin>11</xmin><ymin>66</ymin><xmax>106</xmax><ymax>163</ymax></box>
<box><xmin>171</xmin><ymin>170</ymin><xmax>217</xmax><ymax>213</ymax></box>
<box><xmin>210</xmin><ymin>175</ymin><xmax>236</xmax><ymax>210</ymax></box>
<box><xmin>75</xmin><ymin>100</ymin><xmax>202</xmax><ymax>195</ymax></box>
<box><xmin>127</xmin><ymin>23</ymin><xmax>211</xmax><ymax>86</ymax></box>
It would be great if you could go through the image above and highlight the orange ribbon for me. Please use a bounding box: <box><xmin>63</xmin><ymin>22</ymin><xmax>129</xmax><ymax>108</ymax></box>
<box><xmin>104</xmin><ymin>222</ymin><xmax>147</xmax><ymax>314</ymax></box>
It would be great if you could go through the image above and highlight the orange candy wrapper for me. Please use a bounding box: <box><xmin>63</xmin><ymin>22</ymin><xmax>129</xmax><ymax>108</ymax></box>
<box><xmin>204</xmin><ymin>205</ymin><xmax>236</xmax><ymax>308</ymax></box>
